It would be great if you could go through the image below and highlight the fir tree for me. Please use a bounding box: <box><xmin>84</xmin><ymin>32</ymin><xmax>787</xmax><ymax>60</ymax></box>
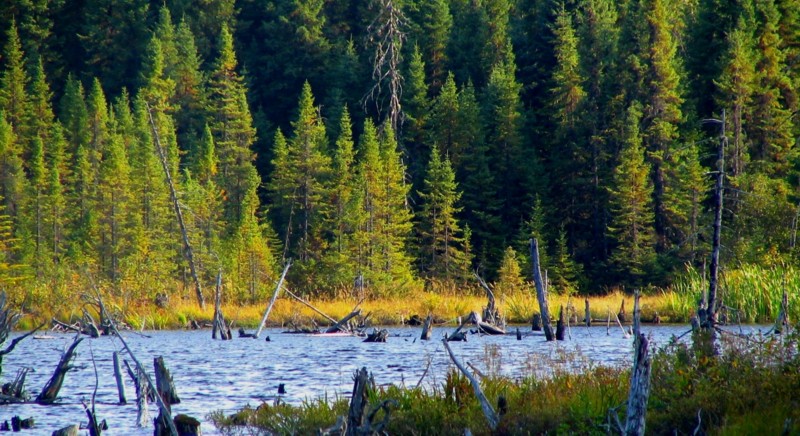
<box><xmin>0</xmin><ymin>20</ymin><xmax>29</xmax><ymax>134</ymax></box>
<box><xmin>429</xmin><ymin>73</ymin><xmax>460</xmax><ymax>163</ymax></box>
<box><xmin>496</xmin><ymin>246</ymin><xmax>524</xmax><ymax>298</ymax></box>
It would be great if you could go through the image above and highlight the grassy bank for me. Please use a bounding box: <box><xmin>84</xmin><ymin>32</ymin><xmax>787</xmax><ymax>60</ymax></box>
<box><xmin>210</xmin><ymin>331</ymin><xmax>800</xmax><ymax>435</ymax></box>
<box><xmin>10</xmin><ymin>263</ymin><xmax>797</xmax><ymax>330</ymax></box>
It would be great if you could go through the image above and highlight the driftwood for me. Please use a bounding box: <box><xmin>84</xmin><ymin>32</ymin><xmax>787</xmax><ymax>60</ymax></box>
<box><xmin>36</xmin><ymin>333</ymin><xmax>83</xmax><ymax>404</ymax></box>
<box><xmin>624</xmin><ymin>291</ymin><xmax>652</xmax><ymax>435</ymax></box>
<box><xmin>146</xmin><ymin>103</ymin><xmax>204</xmax><ymax>309</ymax></box>
<box><xmin>442</xmin><ymin>339</ymin><xmax>499</xmax><ymax>431</ymax></box>
<box><xmin>420</xmin><ymin>314</ymin><xmax>432</xmax><ymax>340</ymax></box>
<box><xmin>364</xmin><ymin>329</ymin><xmax>388</xmax><ymax>343</ymax></box>
<box><xmin>113</xmin><ymin>352</ymin><xmax>126</xmax><ymax>405</ymax></box>
<box><xmin>326</xmin><ymin>309</ymin><xmax>362</xmax><ymax>334</ymax></box>
<box><xmin>255</xmin><ymin>261</ymin><xmax>292</xmax><ymax>338</ymax></box>
<box><xmin>555</xmin><ymin>306</ymin><xmax>566</xmax><ymax>341</ymax></box>
<box><xmin>154</xmin><ymin>356</ymin><xmax>181</xmax><ymax>436</ymax></box>
<box><xmin>530</xmin><ymin>239</ymin><xmax>554</xmax><ymax>341</ymax></box>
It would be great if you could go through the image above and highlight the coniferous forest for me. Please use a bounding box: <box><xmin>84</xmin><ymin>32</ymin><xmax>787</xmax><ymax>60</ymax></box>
<box><xmin>0</xmin><ymin>0</ymin><xmax>799</xmax><ymax>305</ymax></box>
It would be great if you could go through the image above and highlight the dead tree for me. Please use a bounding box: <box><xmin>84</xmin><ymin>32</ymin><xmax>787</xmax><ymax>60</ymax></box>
<box><xmin>0</xmin><ymin>292</ymin><xmax>42</xmax><ymax>376</ymax></box>
<box><xmin>154</xmin><ymin>357</ymin><xmax>181</xmax><ymax>436</ymax></box>
<box><xmin>442</xmin><ymin>339</ymin><xmax>499</xmax><ymax>431</ymax></box>
<box><xmin>326</xmin><ymin>309</ymin><xmax>362</xmax><ymax>334</ymax></box>
<box><xmin>585</xmin><ymin>298</ymin><xmax>592</xmax><ymax>327</ymax></box>
<box><xmin>365</xmin><ymin>0</ymin><xmax>406</xmax><ymax>132</ymax></box>
<box><xmin>146</xmin><ymin>103</ymin><xmax>204</xmax><ymax>309</ymax></box>
<box><xmin>212</xmin><ymin>271</ymin><xmax>231</xmax><ymax>340</ymax></box>
<box><xmin>113</xmin><ymin>352</ymin><xmax>126</xmax><ymax>405</ymax></box>
<box><xmin>624</xmin><ymin>291</ymin><xmax>652</xmax><ymax>435</ymax></box>
<box><xmin>255</xmin><ymin>261</ymin><xmax>291</xmax><ymax>338</ymax></box>
<box><xmin>698</xmin><ymin>112</ymin><xmax>727</xmax><ymax>348</ymax></box>
<box><xmin>420</xmin><ymin>314</ymin><xmax>432</xmax><ymax>340</ymax></box>
<box><xmin>555</xmin><ymin>306</ymin><xmax>566</xmax><ymax>341</ymax></box>
<box><xmin>530</xmin><ymin>239</ymin><xmax>554</xmax><ymax>341</ymax></box>
<box><xmin>475</xmin><ymin>273</ymin><xmax>499</xmax><ymax>326</ymax></box>
<box><xmin>36</xmin><ymin>333</ymin><xmax>83</xmax><ymax>404</ymax></box>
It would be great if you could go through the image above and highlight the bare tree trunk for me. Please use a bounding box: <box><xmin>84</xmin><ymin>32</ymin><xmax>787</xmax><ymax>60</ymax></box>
<box><xmin>530</xmin><ymin>239</ymin><xmax>554</xmax><ymax>341</ymax></box>
<box><xmin>255</xmin><ymin>261</ymin><xmax>292</xmax><ymax>338</ymax></box>
<box><xmin>442</xmin><ymin>339</ymin><xmax>499</xmax><ymax>431</ymax></box>
<box><xmin>624</xmin><ymin>291</ymin><xmax>652</xmax><ymax>435</ymax></box>
<box><xmin>145</xmin><ymin>104</ymin><xmax>204</xmax><ymax>309</ymax></box>
<box><xmin>113</xmin><ymin>352</ymin><xmax>127</xmax><ymax>405</ymax></box>
<box><xmin>36</xmin><ymin>333</ymin><xmax>83</xmax><ymax>404</ymax></box>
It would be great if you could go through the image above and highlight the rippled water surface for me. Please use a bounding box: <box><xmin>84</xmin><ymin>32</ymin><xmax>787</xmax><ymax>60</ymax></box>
<box><xmin>0</xmin><ymin>324</ymin><xmax>768</xmax><ymax>434</ymax></box>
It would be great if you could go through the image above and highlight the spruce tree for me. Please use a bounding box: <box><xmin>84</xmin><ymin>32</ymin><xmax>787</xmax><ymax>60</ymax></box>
<box><xmin>417</xmin><ymin>145</ymin><xmax>468</xmax><ymax>282</ymax></box>
<box><xmin>207</xmin><ymin>24</ymin><xmax>259</xmax><ymax>228</ymax></box>
<box><xmin>429</xmin><ymin>73</ymin><xmax>460</xmax><ymax>163</ymax></box>
<box><xmin>402</xmin><ymin>45</ymin><xmax>430</xmax><ymax>189</ymax></box>
<box><xmin>0</xmin><ymin>20</ymin><xmax>29</xmax><ymax>135</ymax></box>
<box><xmin>608</xmin><ymin>104</ymin><xmax>656</xmax><ymax>285</ymax></box>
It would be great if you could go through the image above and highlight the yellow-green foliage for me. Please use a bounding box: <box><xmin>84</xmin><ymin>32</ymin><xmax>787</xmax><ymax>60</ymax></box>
<box><xmin>213</xmin><ymin>332</ymin><xmax>800</xmax><ymax>435</ymax></box>
<box><xmin>669</xmin><ymin>263</ymin><xmax>800</xmax><ymax>323</ymax></box>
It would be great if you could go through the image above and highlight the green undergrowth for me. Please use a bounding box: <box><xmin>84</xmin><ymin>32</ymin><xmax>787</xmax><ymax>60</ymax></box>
<box><xmin>211</xmin><ymin>330</ymin><xmax>800</xmax><ymax>435</ymax></box>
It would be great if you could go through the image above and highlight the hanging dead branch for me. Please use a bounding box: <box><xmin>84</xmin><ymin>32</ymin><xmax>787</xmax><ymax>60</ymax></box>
<box><xmin>364</xmin><ymin>0</ymin><xmax>406</xmax><ymax>132</ymax></box>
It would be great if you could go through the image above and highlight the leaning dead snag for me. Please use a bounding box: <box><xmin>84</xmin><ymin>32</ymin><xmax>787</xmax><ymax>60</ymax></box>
<box><xmin>36</xmin><ymin>333</ymin><xmax>83</xmax><ymax>404</ymax></box>
<box><xmin>530</xmin><ymin>239</ymin><xmax>554</xmax><ymax>341</ymax></box>
<box><xmin>624</xmin><ymin>291</ymin><xmax>651</xmax><ymax>435</ymax></box>
<box><xmin>442</xmin><ymin>339</ymin><xmax>499</xmax><ymax>431</ymax></box>
<box><xmin>146</xmin><ymin>103</ymin><xmax>204</xmax><ymax>309</ymax></box>
<box><xmin>212</xmin><ymin>271</ymin><xmax>231</xmax><ymax>340</ymax></box>
<box><xmin>255</xmin><ymin>260</ymin><xmax>292</xmax><ymax>338</ymax></box>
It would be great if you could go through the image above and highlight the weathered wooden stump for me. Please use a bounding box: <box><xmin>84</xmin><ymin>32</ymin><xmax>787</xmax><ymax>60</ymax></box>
<box><xmin>154</xmin><ymin>356</ymin><xmax>180</xmax><ymax>436</ymax></box>
<box><xmin>174</xmin><ymin>414</ymin><xmax>201</xmax><ymax>436</ymax></box>
<box><xmin>530</xmin><ymin>239</ymin><xmax>554</xmax><ymax>341</ymax></box>
<box><xmin>36</xmin><ymin>334</ymin><xmax>83</xmax><ymax>404</ymax></box>
<box><xmin>555</xmin><ymin>306</ymin><xmax>566</xmax><ymax>341</ymax></box>
<box><xmin>420</xmin><ymin>314</ymin><xmax>432</xmax><ymax>340</ymax></box>
<box><xmin>531</xmin><ymin>313</ymin><xmax>542</xmax><ymax>331</ymax></box>
<box><xmin>52</xmin><ymin>424</ymin><xmax>79</xmax><ymax>436</ymax></box>
<box><xmin>516</xmin><ymin>328</ymin><xmax>521</xmax><ymax>340</ymax></box>
<box><xmin>113</xmin><ymin>352</ymin><xmax>126</xmax><ymax>405</ymax></box>
<box><xmin>11</xmin><ymin>416</ymin><xmax>34</xmax><ymax>431</ymax></box>
<box><xmin>364</xmin><ymin>329</ymin><xmax>388</xmax><ymax>343</ymax></box>
<box><xmin>618</xmin><ymin>299</ymin><xmax>626</xmax><ymax>323</ymax></box>
<box><xmin>584</xmin><ymin>299</ymin><xmax>592</xmax><ymax>327</ymax></box>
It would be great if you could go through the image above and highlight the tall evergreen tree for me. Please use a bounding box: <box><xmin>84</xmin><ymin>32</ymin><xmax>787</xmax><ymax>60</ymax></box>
<box><xmin>207</xmin><ymin>24</ymin><xmax>259</xmax><ymax>228</ymax></box>
<box><xmin>608</xmin><ymin>104</ymin><xmax>656</xmax><ymax>285</ymax></box>
<box><xmin>0</xmin><ymin>20</ymin><xmax>29</xmax><ymax>135</ymax></box>
<box><xmin>417</xmin><ymin>145</ymin><xmax>468</xmax><ymax>282</ymax></box>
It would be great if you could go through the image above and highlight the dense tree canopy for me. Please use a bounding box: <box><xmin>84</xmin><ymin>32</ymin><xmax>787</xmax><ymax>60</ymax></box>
<box><xmin>0</xmin><ymin>0</ymin><xmax>797</xmax><ymax>301</ymax></box>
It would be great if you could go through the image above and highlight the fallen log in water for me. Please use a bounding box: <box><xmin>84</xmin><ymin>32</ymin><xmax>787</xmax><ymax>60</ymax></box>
<box><xmin>36</xmin><ymin>333</ymin><xmax>83</xmax><ymax>405</ymax></box>
<box><xmin>326</xmin><ymin>309</ymin><xmax>362</xmax><ymax>334</ymax></box>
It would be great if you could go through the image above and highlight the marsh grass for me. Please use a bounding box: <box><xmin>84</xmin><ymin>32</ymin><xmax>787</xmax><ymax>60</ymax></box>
<box><xmin>213</xmin><ymin>329</ymin><xmax>800</xmax><ymax>435</ymax></box>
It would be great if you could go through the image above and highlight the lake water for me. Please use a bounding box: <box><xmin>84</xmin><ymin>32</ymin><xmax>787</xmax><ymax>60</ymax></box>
<box><xmin>0</xmin><ymin>324</ymin><xmax>769</xmax><ymax>435</ymax></box>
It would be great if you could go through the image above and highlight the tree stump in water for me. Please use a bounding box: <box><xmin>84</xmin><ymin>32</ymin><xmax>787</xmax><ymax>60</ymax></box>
<box><xmin>364</xmin><ymin>329</ymin><xmax>388</xmax><ymax>343</ymax></box>
<box><xmin>36</xmin><ymin>334</ymin><xmax>83</xmax><ymax>404</ymax></box>
<box><xmin>347</xmin><ymin>367</ymin><xmax>370</xmax><ymax>435</ymax></box>
<box><xmin>584</xmin><ymin>299</ymin><xmax>592</xmax><ymax>327</ymax></box>
<box><xmin>154</xmin><ymin>356</ymin><xmax>180</xmax><ymax>436</ymax></box>
<box><xmin>174</xmin><ymin>414</ymin><xmax>201</xmax><ymax>436</ymax></box>
<box><xmin>618</xmin><ymin>299</ymin><xmax>626</xmax><ymax>323</ymax></box>
<box><xmin>531</xmin><ymin>313</ymin><xmax>542</xmax><ymax>331</ymax></box>
<box><xmin>420</xmin><ymin>314</ymin><xmax>432</xmax><ymax>340</ymax></box>
<box><xmin>113</xmin><ymin>352</ymin><xmax>126</xmax><ymax>405</ymax></box>
<box><xmin>52</xmin><ymin>424</ymin><xmax>79</xmax><ymax>436</ymax></box>
<box><xmin>555</xmin><ymin>306</ymin><xmax>566</xmax><ymax>341</ymax></box>
<box><xmin>11</xmin><ymin>416</ymin><xmax>33</xmax><ymax>431</ymax></box>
